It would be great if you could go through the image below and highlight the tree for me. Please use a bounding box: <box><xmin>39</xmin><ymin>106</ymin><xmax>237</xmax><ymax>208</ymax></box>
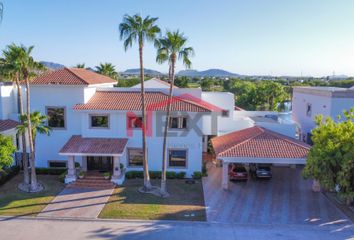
<box><xmin>0</xmin><ymin>135</ymin><xmax>16</xmax><ymax>169</ymax></box>
<box><xmin>119</xmin><ymin>14</ymin><xmax>160</xmax><ymax>191</ymax></box>
<box><xmin>75</xmin><ymin>63</ymin><xmax>85</xmax><ymax>68</ymax></box>
<box><xmin>17</xmin><ymin>112</ymin><xmax>51</xmax><ymax>155</ymax></box>
<box><xmin>303</xmin><ymin>108</ymin><xmax>354</xmax><ymax>205</ymax></box>
<box><xmin>0</xmin><ymin>2</ymin><xmax>3</xmax><ymax>23</ymax></box>
<box><xmin>1</xmin><ymin>44</ymin><xmax>30</xmax><ymax>185</ymax></box>
<box><xmin>174</xmin><ymin>76</ymin><xmax>189</xmax><ymax>88</ymax></box>
<box><xmin>256</xmin><ymin>81</ymin><xmax>288</xmax><ymax>110</ymax></box>
<box><xmin>95</xmin><ymin>62</ymin><xmax>119</xmax><ymax>80</ymax></box>
<box><xmin>16</xmin><ymin>44</ymin><xmax>46</xmax><ymax>192</ymax></box>
<box><xmin>155</xmin><ymin>30</ymin><xmax>194</xmax><ymax>196</ymax></box>
<box><xmin>200</xmin><ymin>78</ymin><xmax>213</xmax><ymax>91</ymax></box>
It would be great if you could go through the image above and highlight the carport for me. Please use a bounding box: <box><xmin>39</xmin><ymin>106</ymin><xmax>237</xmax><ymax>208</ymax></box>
<box><xmin>211</xmin><ymin>126</ymin><xmax>311</xmax><ymax>190</ymax></box>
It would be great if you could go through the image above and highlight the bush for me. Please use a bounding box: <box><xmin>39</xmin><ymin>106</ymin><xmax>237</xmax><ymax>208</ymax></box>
<box><xmin>192</xmin><ymin>171</ymin><xmax>202</xmax><ymax>179</ymax></box>
<box><xmin>176</xmin><ymin>171</ymin><xmax>186</xmax><ymax>179</ymax></box>
<box><xmin>75</xmin><ymin>162</ymin><xmax>80</xmax><ymax>168</ymax></box>
<box><xmin>202</xmin><ymin>162</ymin><xmax>208</xmax><ymax>177</ymax></box>
<box><xmin>125</xmin><ymin>170</ymin><xmax>186</xmax><ymax>179</ymax></box>
<box><xmin>0</xmin><ymin>165</ymin><xmax>20</xmax><ymax>186</ymax></box>
<box><xmin>58</xmin><ymin>170</ymin><xmax>67</xmax><ymax>183</ymax></box>
<box><xmin>36</xmin><ymin>167</ymin><xmax>67</xmax><ymax>175</ymax></box>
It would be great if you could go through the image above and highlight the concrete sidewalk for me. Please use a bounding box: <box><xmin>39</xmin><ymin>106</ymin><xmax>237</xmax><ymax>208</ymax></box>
<box><xmin>38</xmin><ymin>187</ymin><xmax>113</xmax><ymax>218</ymax></box>
<box><xmin>0</xmin><ymin>217</ymin><xmax>352</xmax><ymax>240</ymax></box>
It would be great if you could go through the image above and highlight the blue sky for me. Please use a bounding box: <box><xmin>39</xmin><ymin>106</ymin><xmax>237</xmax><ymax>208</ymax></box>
<box><xmin>1</xmin><ymin>0</ymin><xmax>354</xmax><ymax>76</ymax></box>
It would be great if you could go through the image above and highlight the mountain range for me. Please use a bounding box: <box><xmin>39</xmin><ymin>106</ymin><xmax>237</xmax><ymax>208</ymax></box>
<box><xmin>122</xmin><ymin>68</ymin><xmax>163</xmax><ymax>76</ymax></box>
<box><xmin>177</xmin><ymin>69</ymin><xmax>240</xmax><ymax>77</ymax></box>
<box><xmin>40</xmin><ymin>61</ymin><xmax>66</xmax><ymax>70</ymax></box>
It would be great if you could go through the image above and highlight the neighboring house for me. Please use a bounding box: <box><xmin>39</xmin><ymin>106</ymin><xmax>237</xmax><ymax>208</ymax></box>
<box><xmin>292</xmin><ymin>86</ymin><xmax>354</xmax><ymax>144</ymax></box>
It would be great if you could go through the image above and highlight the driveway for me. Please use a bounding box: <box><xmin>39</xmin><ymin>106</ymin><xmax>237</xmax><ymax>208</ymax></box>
<box><xmin>38</xmin><ymin>187</ymin><xmax>114</xmax><ymax>218</ymax></box>
<box><xmin>203</xmin><ymin>164</ymin><xmax>350</xmax><ymax>226</ymax></box>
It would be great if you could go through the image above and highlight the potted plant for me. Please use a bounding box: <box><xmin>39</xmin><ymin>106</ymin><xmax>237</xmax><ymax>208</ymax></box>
<box><xmin>103</xmin><ymin>172</ymin><xmax>111</xmax><ymax>180</ymax></box>
<box><xmin>78</xmin><ymin>172</ymin><xmax>85</xmax><ymax>179</ymax></box>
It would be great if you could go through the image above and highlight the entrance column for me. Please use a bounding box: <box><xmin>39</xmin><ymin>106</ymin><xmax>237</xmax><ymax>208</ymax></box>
<box><xmin>65</xmin><ymin>155</ymin><xmax>77</xmax><ymax>184</ymax></box>
<box><xmin>111</xmin><ymin>156</ymin><xmax>121</xmax><ymax>184</ymax></box>
<box><xmin>222</xmin><ymin>161</ymin><xmax>229</xmax><ymax>190</ymax></box>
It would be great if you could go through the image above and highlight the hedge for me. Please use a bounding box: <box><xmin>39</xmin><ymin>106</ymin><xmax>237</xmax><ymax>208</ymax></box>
<box><xmin>0</xmin><ymin>165</ymin><xmax>20</xmax><ymax>186</ymax></box>
<box><xmin>36</xmin><ymin>167</ymin><xmax>67</xmax><ymax>175</ymax></box>
<box><xmin>125</xmin><ymin>170</ymin><xmax>186</xmax><ymax>179</ymax></box>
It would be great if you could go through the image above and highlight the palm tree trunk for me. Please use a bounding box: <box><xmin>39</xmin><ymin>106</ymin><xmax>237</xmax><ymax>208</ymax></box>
<box><xmin>161</xmin><ymin>57</ymin><xmax>176</xmax><ymax>195</ymax></box>
<box><xmin>139</xmin><ymin>45</ymin><xmax>151</xmax><ymax>190</ymax></box>
<box><xmin>25</xmin><ymin>75</ymin><xmax>38</xmax><ymax>191</ymax></box>
<box><xmin>15</xmin><ymin>77</ymin><xmax>30</xmax><ymax>185</ymax></box>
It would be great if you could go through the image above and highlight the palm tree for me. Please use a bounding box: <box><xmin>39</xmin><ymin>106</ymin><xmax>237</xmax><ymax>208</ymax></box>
<box><xmin>17</xmin><ymin>112</ymin><xmax>51</xmax><ymax>159</ymax></box>
<box><xmin>1</xmin><ymin>44</ymin><xmax>30</xmax><ymax>185</ymax></box>
<box><xmin>75</xmin><ymin>63</ymin><xmax>85</xmax><ymax>68</ymax></box>
<box><xmin>16</xmin><ymin>45</ymin><xmax>46</xmax><ymax>191</ymax></box>
<box><xmin>119</xmin><ymin>14</ymin><xmax>160</xmax><ymax>191</ymax></box>
<box><xmin>0</xmin><ymin>2</ymin><xmax>3</xmax><ymax>22</ymax></box>
<box><xmin>95</xmin><ymin>63</ymin><xmax>119</xmax><ymax>80</ymax></box>
<box><xmin>155</xmin><ymin>30</ymin><xmax>194</xmax><ymax>195</ymax></box>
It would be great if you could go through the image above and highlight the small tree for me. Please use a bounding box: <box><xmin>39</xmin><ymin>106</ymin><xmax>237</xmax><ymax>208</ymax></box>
<box><xmin>303</xmin><ymin>108</ymin><xmax>354</xmax><ymax>205</ymax></box>
<box><xmin>0</xmin><ymin>134</ymin><xmax>16</xmax><ymax>169</ymax></box>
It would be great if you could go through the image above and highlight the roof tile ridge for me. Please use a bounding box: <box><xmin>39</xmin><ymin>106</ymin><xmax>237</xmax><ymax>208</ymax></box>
<box><xmin>260</xmin><ymin>127</ymin><xmax>311</xmax><ymax>150</ymax></box>
<box><xmin>65</xmin><ymin>68</ymin><xmax>89</xmax><ymax>85</ymax></box>
<box><xmin>217</xmin><ymin>127</ymin><xmax>264</xmax><ymax>156</ymax></box>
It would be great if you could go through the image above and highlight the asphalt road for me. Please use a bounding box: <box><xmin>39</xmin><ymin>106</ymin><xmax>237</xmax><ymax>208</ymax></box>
<box><xmin>0</xmin><ymin>217</ymin><xmax>353</xmax><ymax>240</ymax></box>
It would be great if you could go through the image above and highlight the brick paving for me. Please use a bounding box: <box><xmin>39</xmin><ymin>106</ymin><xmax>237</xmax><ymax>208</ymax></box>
<box><xmin>203</xmin><ymin>164</ymin><xmax>350</xmax><ymax>225</ymax></box>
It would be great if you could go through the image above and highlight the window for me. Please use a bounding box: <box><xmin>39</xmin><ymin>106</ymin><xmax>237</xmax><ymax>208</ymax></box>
<box><xmin>128</xmin><ymin>116</ymin><xmax>143</xmax><ymax>128</ymax></box>
<box><xmin>128</xmin><ymin>148</ymin><xmax>143</xmax><ymax>166</ymax></box>
<box><xmin>221</xmin><ymin>110</ymin><xmax>229</xmax><ymax>117</ymax></box>
<box><xmin>306</xmin><ymin>103</ymin><xmax>312</xmax><ymax>117</ymax></box>
<box><xmin>48</xmin><ymin>161</ymin><xmax>67</xmax><ymax>168</ymax></box>
<box><xmin>169</xmin><ymin>117</ymin><xmax>187</xmax><ymax>129</ymax></box>
<box><xmin>168</xmin><ymin>149</ymin><xmax>187</xmax><ymax>167</ymax></box>
<box><xmin>47</xmin><ymin>107</ymin><xmax>66</xmax><ymax>128</ymax></box>
<box><xmin>90</xmin><ymin>115</ymin><xmax>109</xmax><ymax>128</ymax></box>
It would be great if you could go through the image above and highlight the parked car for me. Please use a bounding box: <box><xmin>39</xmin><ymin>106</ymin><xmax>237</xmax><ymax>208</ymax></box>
<box><xmin>250</xmin><ymin>164</ymin><xmax>272</xmax><ymax>179</ymax></box>
<box><xmin>228</xmin><ymin>163</ymin><xmax>248</xmax><ymax>181</ymax></box>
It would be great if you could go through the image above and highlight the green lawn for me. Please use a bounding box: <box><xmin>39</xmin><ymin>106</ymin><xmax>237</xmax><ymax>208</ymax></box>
<box><xmin>0</xmin><ymin>174</ymin><xmax>64</xmax><ymax>216</ymax></box>
<box><xmin>99</xmin><ymin>179</ymin><xmax>206</xmax><ymax>221</ymax></box>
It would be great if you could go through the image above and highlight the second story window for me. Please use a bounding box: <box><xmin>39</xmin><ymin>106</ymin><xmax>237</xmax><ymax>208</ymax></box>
<box><xmin>90</xmin><ymin>115</ymin><xmax>109</xmax><ymax>128</ymax></box>
<box><xmin>46</xmin><ymin>107</ymin><xmax>66</xmax><ymax>129</ymax></box>
<box><xmin>306</xmin><ymin>103</ymin><xmax>312</xmax><ymax>117</ymax></box>
<box><xmin>169</xmin><ymin>117</ymin><xmax>187</xmax><ymax>129</ymax></box>
<box><xmin>128</xmin><ymin>116</ymin><xmax>143</xmax><ymax>128</ymax></box>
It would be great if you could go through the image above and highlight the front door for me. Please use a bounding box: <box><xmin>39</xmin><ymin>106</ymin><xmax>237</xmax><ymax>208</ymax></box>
<box><xmin>87</xmin><ymin>156</ymin><xmax>113</xmax><ymax>171</ymax></box>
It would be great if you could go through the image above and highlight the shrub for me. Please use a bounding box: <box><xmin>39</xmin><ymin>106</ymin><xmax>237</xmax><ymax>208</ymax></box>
<box><xmin>202</xmin><ymin>162</ymin><xmax>208</xmax><ymax>177</ymax></box>
<box><xmin>103</xmin><ymin>172</ymin><xmax>111</xmax><ymax>178</ymax></box>
<box><xmin>192</xmin><ymin>171</ymin><xmax>202</xmax><ymax>179</ymax></box>
<box><xmin>36</xmin><ymin>167</ymin><xmax>67</xmax><ymax>175</ymax></box>
<box><xmin>125</xmin><ymin>170</ymin><xmax>186</xmax><ymax>179</ymax></box>
<box><xmin>58</xmin><ymin>170</ymin><xmax>67</xmax><ymax>183</ymax></box>
<box><xmin>0</xmin><ymin>165</ymin><xmax>20</xmax><ymax>186</ymax></box>
<box><xmin>176</xmin><ymin>171</ymin><xmax>186</xmax><ymax>179</ymax></box>
<box><xmin>75</xmin><ymin>162</ymin><xmax>80</xmax><ymax>168</ymax></box>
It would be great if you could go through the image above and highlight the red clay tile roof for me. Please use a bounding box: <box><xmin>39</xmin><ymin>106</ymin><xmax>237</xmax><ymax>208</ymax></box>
<box><xmin>30</xmin><ymin>68</ymin><xmax>117</xmax><ymax>85</ymax></box>
<box><xmin>0</xmin><ymin>119</ymin><xmax>19</xmax><ymax>132</ymax></box>
<box><xmin>73</xmin><ymin>91</ymin><xmax>213</xmax><ymax>112</ymax></box>
<box><xmin>211</xmin><ymin>126</ymin><xmax>310</xmax><ymax>159</ymax></box>
<box><xmin>59</xmin><ymin>135</ymin><xmax>128</xmax><ymax>155</ymax></box>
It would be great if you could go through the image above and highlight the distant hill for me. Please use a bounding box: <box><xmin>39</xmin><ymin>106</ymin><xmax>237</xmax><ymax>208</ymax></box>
<box><xmin>122</xmin><ymin>68</ymin><xmax>163</xmax><ymax>76</ymax></box>
<box><xmin>40</xmin><ymin>61</ymin><xmax>65</xmax><ymax>70</ymax></box>
<box><xmin>177</xmin><ymin>69</ymin><xmax>240</xmax><ymax>77</ymax></box>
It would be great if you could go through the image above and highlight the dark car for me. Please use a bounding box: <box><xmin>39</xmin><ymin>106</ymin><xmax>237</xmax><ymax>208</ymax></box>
<box><xmin>228</xmin><ymin>163</ymin><xmax>248</xmax><ymax>181</ymax></box>
<box><xmin>250</xmin><ymin>164</ymin><xmax>272</xmax><ymax>179</ymax></box>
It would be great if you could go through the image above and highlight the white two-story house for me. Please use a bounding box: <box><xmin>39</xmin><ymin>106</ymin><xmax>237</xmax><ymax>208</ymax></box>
<box><xmin>292</xmin><ymin>86</ymin><xmax>354</xmax><ymax>143</ymax></box>
<box><xmin>1</xmin><ymin>68</ymin><xmax>240</xmax><ymax>184</ymax></box>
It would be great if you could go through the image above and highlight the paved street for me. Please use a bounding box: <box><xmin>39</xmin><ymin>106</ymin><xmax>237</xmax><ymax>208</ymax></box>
<box><xmin>38</xmin><ymin>187</ymin><xmax>113</xmax><ymax>218</ymax></box>
<box><xmin>203</xmin><ymin>165</ymin><xmax>349</xmax><ymax>225</ymax></box>
<box><xmin>0</xmin><ymin>217</ymin><xmax>353</xmax><ymax>240</ymax></box>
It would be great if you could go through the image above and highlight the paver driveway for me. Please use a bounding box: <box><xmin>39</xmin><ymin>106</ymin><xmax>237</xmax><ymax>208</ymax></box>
<box><xmin>203</xmin><ymin>164</ymin><xmax>350</xmax><ymax>225</ymax></box>
<box><xmin>38</xmin><ymin>187</ymin><xmax>114</xmax><ymax>218</ymax></box>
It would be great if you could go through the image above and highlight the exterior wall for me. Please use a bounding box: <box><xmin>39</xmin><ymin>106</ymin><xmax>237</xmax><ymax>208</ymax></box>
<box><xmin>0</xmin><ymin>84</ymin><xmax>17</xmax><ymax>120</ymax></box>
<box><xmin>31</xmin><ymin>85</ymin><xmax>86</xmax><ymax>167</ymax></box>
<box><xmin>330</xmin><ymin>97</ymin><xmax>354</xmax><ymax>120</ymax></box>
<box><xmin>81</xmin><ymin>110</ymin><xmax>203</xmax><ymax>177</ymax></box>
